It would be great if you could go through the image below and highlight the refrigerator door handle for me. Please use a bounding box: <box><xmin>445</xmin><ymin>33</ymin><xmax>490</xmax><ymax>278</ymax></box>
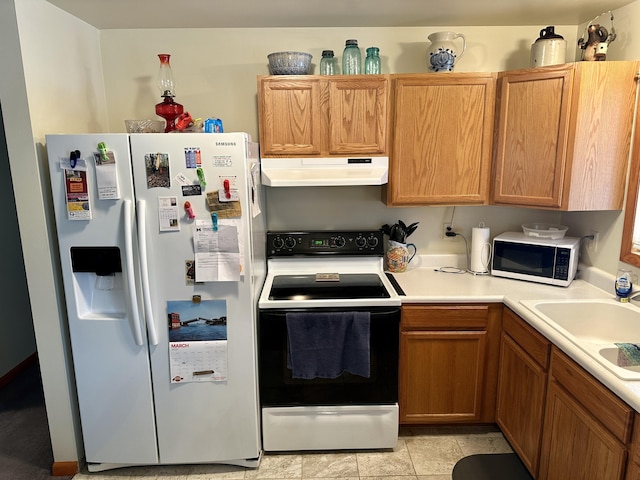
<box><xmin>123</xmin><ymin>199</ymin><xmax>145</xmax><ymax>346</ymax></box>
<box><xmin>137</xmin><ymin>200</ymin><xmax>159</xmax><ymax>346</ymax></box>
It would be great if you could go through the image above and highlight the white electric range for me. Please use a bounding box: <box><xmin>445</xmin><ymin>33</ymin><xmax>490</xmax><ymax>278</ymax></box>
<box><xmin>257</xmin><ymin>230</ymin><xmax>402</xmax><ymax>452</ymax></box>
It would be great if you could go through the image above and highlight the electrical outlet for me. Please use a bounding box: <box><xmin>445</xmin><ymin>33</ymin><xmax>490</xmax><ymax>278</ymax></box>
<box><xmin>589</xmin><ymin>230</ymin><xmax>600</xmax><ymax>253</ymax></box>
<box><xmin>443</xmin><ymin>223</ymin><xmax>452</xmax><ymax>239</ymax></box>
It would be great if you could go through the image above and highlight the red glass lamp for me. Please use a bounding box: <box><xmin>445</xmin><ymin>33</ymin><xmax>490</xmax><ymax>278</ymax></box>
<box><xmin>155</xmin><ymin>54</ymin><xmax>184</xmax><ymax>133</ymax></box>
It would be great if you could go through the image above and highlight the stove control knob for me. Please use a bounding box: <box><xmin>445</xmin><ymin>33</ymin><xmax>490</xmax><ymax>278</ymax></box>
<box><xmin>272</xmin><ymin>236</ymin><xmax>285</xmax><ymax>250</ymax></box>
<box><xmin>355</xmin><ymin>235</ymin><xmax>367</xmax><ymax>248</ymax></box>
<box><xmin>367</xmin><ymin>235</ymin><xmax>379</xmax><ymax>247</ymax></box>
<box><xmin>284</xmin><ymin>236</ymin><xmax>297</xmax><ymax>249</ymax></box>
<box><xmin>333</xmin><ymin>236</ymin><xmax>346</xmax><ymax>248</ymax></box>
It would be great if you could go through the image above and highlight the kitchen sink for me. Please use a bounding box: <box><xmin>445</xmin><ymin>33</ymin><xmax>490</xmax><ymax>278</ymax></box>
<box><xmin>532</xmin><ymin>299</ymin><xmax>640</xmax><ymax>343</ymax></box>
<box><xmin>520</xmin><ymin>298</ymin><xmax>640</xmax><ymax>380</ymax></box>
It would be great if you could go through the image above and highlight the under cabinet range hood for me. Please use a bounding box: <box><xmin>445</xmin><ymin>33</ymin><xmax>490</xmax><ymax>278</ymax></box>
<box><xmin>261</xmin><ymin>157</ymin><xmax>389</xmax><ymax>187</ymax></box>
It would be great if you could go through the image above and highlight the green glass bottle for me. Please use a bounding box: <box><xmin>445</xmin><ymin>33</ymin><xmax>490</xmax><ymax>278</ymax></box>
<box><xmin>320</xmin><ymin>50</ymin><xmax>338</xmax><ymax>75</ymax></box>
<box><xmin>365</xmin><ymin>47</ymin><xmax>381</xmax><ymax>74</ymax></box>
<box><xmin>342</xmin><ymin>39</ymin><xmax>362</xmax><ymax>75</ymax></box>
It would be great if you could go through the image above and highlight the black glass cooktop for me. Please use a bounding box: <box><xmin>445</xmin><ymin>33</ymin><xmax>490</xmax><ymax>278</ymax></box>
<box><xmin>269</xmin><ymin>273</ymin><xmax>390</xmax><ymax>300</ymax></box>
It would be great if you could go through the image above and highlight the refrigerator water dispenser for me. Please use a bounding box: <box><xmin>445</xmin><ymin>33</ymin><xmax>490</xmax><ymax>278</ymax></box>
<box><xmin>71</xmin><ymin>247</ymin><xmax>126</xmax><ymax>318</ymax></box>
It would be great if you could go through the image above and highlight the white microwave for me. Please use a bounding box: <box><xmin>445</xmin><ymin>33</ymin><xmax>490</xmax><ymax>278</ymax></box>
<box><xmin>491</xmin><ymin>232</ymin><xmax>580</xmax><ymax>287</ymax></box>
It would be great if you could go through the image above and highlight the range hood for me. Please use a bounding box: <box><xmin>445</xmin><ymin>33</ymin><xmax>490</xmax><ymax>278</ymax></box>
<box><xmin>261</xmin><ymin>157</ymin><xmax>388</xmax><ymax>187</ymax></box>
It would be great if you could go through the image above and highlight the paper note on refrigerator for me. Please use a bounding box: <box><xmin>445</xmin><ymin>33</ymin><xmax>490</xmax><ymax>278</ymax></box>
<box><xmin>158</xmin><ymin>196</ymin><xmax>180</xmax><ymax>231</ymax></box>
<box><xmin>93</xmin><ymin>151</ymin><xmax>120</xmax><ymax>200</ymax></box>
<box><xmin>64</xmin><ymin>169</ymin><xmax>91</xmax><ymax>220</ymax></box>
<box><xmin>193</xmin><ymin>220</ymin><xmax>240</xmax><ymax>281</ymax></box>
<box><xmin>169</xmin><ymin>340</ymin><xmax>228</xmax><ymax>383</ymax></box>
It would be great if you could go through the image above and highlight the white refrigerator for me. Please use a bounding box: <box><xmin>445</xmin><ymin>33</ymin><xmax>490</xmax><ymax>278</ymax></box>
<box><xmin>46</xmin><ymin>133</ymin><xmax>265</xmax><ymax>472</ymax></box>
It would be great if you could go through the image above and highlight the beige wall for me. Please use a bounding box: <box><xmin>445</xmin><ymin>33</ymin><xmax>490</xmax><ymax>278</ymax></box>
<box><xmin>0</xmin><ymin>5</ymin><xmax>36</xmax><ymax>380</ymax></box>
<box><xmin>11</xmin><ymin>0</ymin><xmax>109</xmax><ymax>463</ymax></box>
<box><xmin>0</xmin><ymin>103</ymin><xmax>36</xmax><ymax>379</ymax></box>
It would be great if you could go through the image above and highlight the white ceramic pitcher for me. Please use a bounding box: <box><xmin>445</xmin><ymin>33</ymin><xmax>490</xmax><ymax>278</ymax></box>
<box><xmin>427</xmin><ymin>31</ymin><xmax>467</xmax><ymax>72</ymax></box>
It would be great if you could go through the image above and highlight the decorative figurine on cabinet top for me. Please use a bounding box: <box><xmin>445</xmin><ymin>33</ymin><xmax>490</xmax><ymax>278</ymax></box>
<box><xmin>578</xmin><ymin>11</ymin><xmax>617</xmax><ymax>61</ymax></box>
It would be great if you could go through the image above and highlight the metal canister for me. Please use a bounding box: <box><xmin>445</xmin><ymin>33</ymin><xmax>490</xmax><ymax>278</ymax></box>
<box><xmin>530</xmin><ymin>26</ymin><xmax>566</xmax><ymax>67</ymax></box>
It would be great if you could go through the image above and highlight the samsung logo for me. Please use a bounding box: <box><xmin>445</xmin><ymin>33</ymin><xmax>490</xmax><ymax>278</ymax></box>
<box><xmin>216</xmin><ymin>141</ymin><xmax>236</xmax><ymax>147</ymax></box>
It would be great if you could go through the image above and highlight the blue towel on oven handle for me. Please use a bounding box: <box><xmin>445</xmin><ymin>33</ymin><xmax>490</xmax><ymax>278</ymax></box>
<box><xmin>286</xmin><ymin>311</ymin><xmax>371</xmax><ymax>379</ymax></box>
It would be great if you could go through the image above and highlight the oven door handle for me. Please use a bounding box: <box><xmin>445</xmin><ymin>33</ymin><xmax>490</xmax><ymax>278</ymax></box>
<box><xmin>259</xmin><ymin>307</ymin><xmax>401</xmax><ymax>320</ymax></box>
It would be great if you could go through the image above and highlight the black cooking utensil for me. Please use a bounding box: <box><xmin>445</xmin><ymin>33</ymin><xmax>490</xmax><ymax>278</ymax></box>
<box><xmin>381</xmin><ymin>220</ymin><xmax>419</xmax><ymax>243</ymax></box>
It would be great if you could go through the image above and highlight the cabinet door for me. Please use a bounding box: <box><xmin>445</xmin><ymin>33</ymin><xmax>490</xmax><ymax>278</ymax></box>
<box><xmin>328</xmin><ymin>77</ymin><xmax>388</xmax><ymax>155</ymax></box>
<box><xmin>387</xmin><ymin>73</ymin><xmax>495</xmax><ymax>206</ymax></box>
<box><xmin>257</xmin><ymin>77</ymin><xmax>322</xmax><ymax>155</ymax></box>
<box><xmin>399</xmin><ymin>330</ymin><xmax>487</xmax><ymax>423</ymax></box>
<box><xmin>496</xmin><ymin>333</ymin><xmax>547</xmax><ymax>477</ymax></box>
<box><xmin>627</xmin><ymin>462</ymin><xmax>640</xmax><ymax>480</ymax></box>
<box><xmin>492</xmin><ymin>65</ymin><xmax>573</xmax><ymax>208</ymax></box>
<box><xmin>564</xmin><ymin>61</ymin><xmax>638</xmax><ymax>210</ymax></box>
<box><xmin>539</xmin><ymin>379</ymin><xmax>627</xmax><ymax>480</ymax></box>
<box><xmin>628</xmin><ymin>414</ymin><xmax>640</xmax><ymax>479</ymax></box>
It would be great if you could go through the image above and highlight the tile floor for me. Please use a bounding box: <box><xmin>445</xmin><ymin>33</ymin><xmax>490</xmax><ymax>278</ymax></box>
<box><xmin>72</xmin><ymin>426</ymin><xmax>513</xmax><ymax>480</ymax></box>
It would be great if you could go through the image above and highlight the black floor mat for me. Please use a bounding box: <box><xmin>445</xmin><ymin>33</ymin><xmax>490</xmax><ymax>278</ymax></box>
<box><xmin>453</xmin><ymin>453</ymin><xmax>533</xmax><ymax>480</ymax></box>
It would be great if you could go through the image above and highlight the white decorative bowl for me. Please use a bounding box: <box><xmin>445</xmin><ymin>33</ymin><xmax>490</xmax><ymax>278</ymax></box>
<box><xmin>267</xmin><ymin>51</ymin><xmax>312</xmax><ymax>75</ymax></box>
<box><xmin>522</xmin><ymin>223</ymin><xmax>569</xmax><ymax>239</ymax></box>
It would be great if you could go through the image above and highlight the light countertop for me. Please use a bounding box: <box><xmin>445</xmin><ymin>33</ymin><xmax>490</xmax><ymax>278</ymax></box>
<box><xmin>390</xmin><ymin>255</ymin><xmax>640</xmax><ymax>413</ymax></box>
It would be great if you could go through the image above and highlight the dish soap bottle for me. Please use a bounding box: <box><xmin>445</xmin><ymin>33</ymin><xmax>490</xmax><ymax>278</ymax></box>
<box><xmin>616</xmin><ymin>268</ymin><xmax>634</xmax><ymax>302</ymax></box>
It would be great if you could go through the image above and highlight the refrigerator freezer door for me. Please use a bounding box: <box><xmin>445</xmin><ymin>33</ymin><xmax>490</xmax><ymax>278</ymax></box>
<box><xmin>46</xmin><ymin>134</ymin><xmax>158</xmax><ymax>465</ymax></box>
<box><xmin>129</xmin><ymin>133</ymin><xmax>261</xmax><ymax>464</ymax></box>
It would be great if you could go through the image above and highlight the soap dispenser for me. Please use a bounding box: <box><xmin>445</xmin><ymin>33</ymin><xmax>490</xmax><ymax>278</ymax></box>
<box><xmin>615</xmin><ymin>268</ymin><xmax>634</xmax><ymax>302</ymax></box>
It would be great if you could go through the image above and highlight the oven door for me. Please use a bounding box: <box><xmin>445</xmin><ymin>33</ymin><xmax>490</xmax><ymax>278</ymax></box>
<box><xmin>258</xmin><ymin>306</ymin><xmax>400</xmax><ymax>407</ymax></box>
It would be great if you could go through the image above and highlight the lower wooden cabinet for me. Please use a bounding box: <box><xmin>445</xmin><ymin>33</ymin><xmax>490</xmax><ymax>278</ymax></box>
<box><xmin>628</xmin><ymin>415</ymin><xmax>640</xmax><ymax>479</ymax></box>
<box><xmin>497</xmin><ymin>309</ymin><xmax>638</xmax><ymax>480</ymax></box>
<box><xmin>401</xmin><ymin>305</ymin><xmax>640</xmax><ymax>479</ymax></box>
<box><xmin>627</xmin><ymin>462</ymin><xmax>640</xmax><ymax>480</ymax></box>
<box><xmin>538</xmin><ymin>348</ymin><xmax>633</xmax><ymax>480</ymax></box>
<box><xmin>399</xmin><ymin>304</ymin><xmax>502</xmax><ymax>424</ymax></box>
<box><xmin>540</xmin><ymin>379</ymin><xmax>627</xmax><ymax>480</ymax></box>
<box><xmin>496</xmin><ymin>309</ymin><xmax>550</xmax><ymax>477</ymax></box>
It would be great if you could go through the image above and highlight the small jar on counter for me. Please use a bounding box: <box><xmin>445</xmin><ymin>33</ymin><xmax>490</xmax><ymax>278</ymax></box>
<box><xmin>365</xmin><ymin>47</ymin><xmax>381</xmax><ymax>74</ymax></box>
<box><xmin>342</xmin><ymin>39</ymin><xmax>362</xmax><ymax>75</ymax></box>
<box><xmin>320</xmin><ymin>50</ymin><xmax>338</xmax><ymax>75</ymax></box>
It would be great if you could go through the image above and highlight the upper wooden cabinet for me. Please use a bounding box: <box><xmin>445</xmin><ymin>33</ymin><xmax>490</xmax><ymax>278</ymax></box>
<box><xmin>257</xmin><ymin>75</ymin><xmax>389</xmax><ymax>158</ymax></box>
<box><xmin>257</xmin><ymin>76</ymin><xmax>322</xmax><ymax>156</ymax></box>
<box><xmin>385</xmin><ymin>73</ymin><xmax>496</xmax><ymax>206</ymax></box>
<box><xmin>492</xmin><ymin>61</ymin><xmax>639</xmax><ymax>210</ymax></box>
